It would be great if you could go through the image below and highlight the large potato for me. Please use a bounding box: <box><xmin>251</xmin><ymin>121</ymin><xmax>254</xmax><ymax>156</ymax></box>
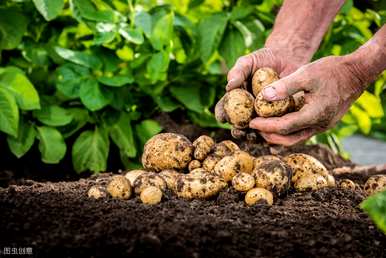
<box><xmin>251</xmin><ymin>67</ymin><xmax>279</xmax><ymax>97</ymax></box>
<box><xmin>253</xmin><ymin>160</ymin><xmax>292</xmax><ymax>195</ymax></box>
<box><xmin>214</xmin><ymin>151</ymin><xmax>254</xmax><ymax>182</ymax></box>
<box><xmin>193</xmin><ymin>135</ymin><xmax>215</xmax><ymax>160</ymax></box>
<box><xmin>142</xmin><ymin>133</ymin><xmax>193</xmax><ymax>171</ymax></box>
<box><xmin>364</xmin><ymin>175</ymin><xmax>386</xmax><ymax>196</ymax></box>
<box><xmin>223</xmin><ymin>89</ymin><xmax>255</xmax><ymax>129</ymax></box>
<box><xmin>213</xmin><ymin>140</ymin><xmax>240</xmax><ymax>158</ymax></box>
<box><xmin>133</xmin><ymin>172</ymin><xmax>167</xmax><ymax>194</ymax></box>
<box><xmin>175</xmin><ymin>171</ymin><xmax>226</xmax><ymax>199</ymax></box>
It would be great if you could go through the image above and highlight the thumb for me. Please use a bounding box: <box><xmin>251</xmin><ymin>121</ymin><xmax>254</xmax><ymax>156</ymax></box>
<box><xmin>262</xmin><ymin>73</ymin><xmax>309</xmax><ymax>101</ymax></box>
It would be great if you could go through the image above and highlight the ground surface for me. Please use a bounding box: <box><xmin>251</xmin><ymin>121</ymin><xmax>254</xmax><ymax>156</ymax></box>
<box><xmin>343</xmin><ymin>135</ymin><xmax>386</xmax><ymax>165</ymax></box>
<box><xmin>1</xmin><ymin>145</ymin><xmax>386</xmax><ymax>258</ymax></box>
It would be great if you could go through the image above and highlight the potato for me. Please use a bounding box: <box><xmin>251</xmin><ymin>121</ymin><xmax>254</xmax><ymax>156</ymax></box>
<box><xmin>188</xmin><ymin>160</ymin><xmax>201</xmax><ymax>171</ymax></box>
<box><xmin>253</xmin><ymin>160</ymin><xmax>292</xmax><ymax>195</ymax></box>
<box><xmin>339</xmin><ymin>179</ymin><xmax>356</xmax><ymax>190</ymax></box>
<box><xmin>142</xmin><ymin>133</ymin><xmax>193</xmax><ymax>171</ymax></box>
<box><xmin>213</xmin><ymin>140</ymin><xmax>240</xmax><ymax>158</ymax></box>
<box><xmin>214</xmin><ymin>151</ymin><xmax>254</xmax><ymax>182</ymax></box>
<box><xmin>133</xmin><ymin>172</ymin><xmax>167</xmax><ymax>194</ymax></box>
<box><xmin>326</xmin><ymin>174</ymin><xmax>336</xmax><ymax>187</ymax></box>
<box><xmin>232</xmin><ymin>173</ymin><xmax>255</xmax><ymax>192</ymax></box>
<box><xmin>140</xmin><ymin>186</ymin><xmax>163</xmax><ymax>205</ymax></box>
<box><xmin>254</xmin><ymin>92</ymin><xmax>293</xmax><ymax>118</ymax></box>
<box><xmin>87</xmin><ymin>185</ymin><xmax>107</xmax><ymax>199</ymax></box>
<box><xmin>189</xmin><ymin>168</ymin><xmax>208</xmax><ymax>176</ymax></box>
<box><xmin>294</xmin><ymin>174</ymin><xmax>328</xmax><ymax>192</ymax></box>
<box><xmin>193</xmin><ymin>135</ymin><xmax>215</xmax><ymax>160</ymax></box>
<box><xmin>125</xmin><ymin>169</ymin><xmax>146</xmax><ymax>186</ymax></box>
<box><xmin>283</xmin><ymin>153</ymin><xmax>330</xmax><ymax>183</ymax></box>
<box><xmin>175</xmin><ymin>172</ymin><xmax>227</xmax><ymax>199</ymax></box>
<box><xmin>223</xmin><ymin>89</ymin><xmax>255</xmax><ymax>129</ymax></box>
<box><xmin>159</xmin><ymin>169</ymin><xmax>180</xmax><ymax>191</ymax></box>
<box><xmin>251</xmin><ymin>67</ymin><xmax>279</xmax><ymax>97</ymax></box>
<box><xmin>364</xmin><ymin>175</ymin><xmax>386</xmax><ymax>196</ymax></box>
<box><xmin>107</xmin><ymin>175</ymin><xmax>132</xmax><ymax>199</ymax></box>
<box><xmin>202</xmin><ymin>155</ymin><xmax>222</xmax><ymax>172</ymax></box>
<box><xmin>245</xmin><ymin>188</ymin><xmax>274</xmax><ymax>206</ymax></box>
<box><xmin>254</xmin><ymin>155</ymin><xmax>282</xmax><ymax>169</ymax></box>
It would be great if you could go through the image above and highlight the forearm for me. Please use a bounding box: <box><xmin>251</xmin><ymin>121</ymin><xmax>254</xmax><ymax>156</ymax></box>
<box><xmin>265</xmin><ymin>0</ymin><xmax>345</xmax><ymax>66</ymax></box>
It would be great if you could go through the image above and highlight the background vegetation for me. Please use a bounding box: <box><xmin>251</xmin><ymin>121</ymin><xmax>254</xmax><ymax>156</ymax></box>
<box><xmin>0</xmin><ymin>0</ymin><xmax>384</xmax><ymax>172</ymax></box>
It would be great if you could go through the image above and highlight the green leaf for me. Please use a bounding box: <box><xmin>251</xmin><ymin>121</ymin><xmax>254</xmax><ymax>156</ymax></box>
<box><xmin>71</xmin><ymin>0</ymin><xmax>116</xmax><ymax>23</ymax></box>
<box><xmin>72</xmin><ymin>127</ymin><xmax>110</xmax><ymax>173</ymax></box>
<box><xmin>356</xmin><ymin>91</ymin><xmax>384</xmax><ymax>118</ymax></box>
<box><xmin>54</xmin><ymin>47</ymin><xmax>102</xmax><ymax>69</ymax></box>
<box><xmin>170</xmin><ymin>85</ymin><xmax>204</xmax><ymax>113</ymax></box>
<box><xmin>361</xmin><ymin>190</ymin><xmax>386</xmax><ymax>234</ymax></box>
<box><xmin>109</xmin><ymin>113</ymin><xmax>136</xmax><ymax>158</ymax></box>
<box><xmin>135</xmin><ymin>11</ymin><xmax>152</xmax><ymax>38</ymax></box>
<box><xmin>36</xmin><ymin>126</ymin><xmax>67</xmax><ymax>164</ymax></box>
<box><xmin>79</xmin><ymin>79</ymin><xmax>111</xmax><ymax>111</ymax></box>
<box><xmin>0</xmin><ymin>8</ymin><xmax>28</xmax><ymax>50</ymax></box>
<box><xmin>150</xmin><ymin>12</ymin><xmax>174</xmax><ymax>50</ymax></box>
<box><xmin>0</xmin><ymin>88</ymin><xmax>19</xmax><ymax>136</ymax></box>
<box><xmin>219</xmin><ymin>26</ymin><xmax>246</xmax><ymax>68</ymax></box>
<box><xmin>56</xmin><ymin>64</ymin><xmax>89</xmax><ymax>99</ymax></box>
<box><xmin>7</xmin><ymin>119</ymin><xmax>36</xmax><ymax>158</ymax></box>
<box><xmin>350</xmin><ymin>104</ymin><xmax>372</xmax><ymax>134</ymax></box>
<box><xmin>146</xmin><ymin>51</ymin><xmax>170</xmax><ymax>83</ymax></box>
<box><xmin>0</xmin><ymin>67</ymin><xmax>40</xmax><ymax>110</ymax></box>
<box><xmin>188</xmin><ymin>110</ymin><xmax>231</xmax><ymax>129</ymax></box>
<box><xmin>135</xmin><ymin>119</ymin><xmax>163</xmax><ymax>146</ymax></box>
<box><xmin>198</xmin><ymin>13</ymin><xmax>228</xmax><ymax>62</ymax></box>
<box><xmin>59</xmin><ymin>108</ymin><xmax>89</xmax><ymax>138</ymax></box>
<box><xmin>33</xmin><ymin>105</ymin><xmax>73</xmax><ymax>126</ymax></box>
<box><xmin>32</xmin><ymin>0</ymin><xmax>65</xmax><ymax>21</ymax></box>
<box><xmin>97</xmin><ymin>75</ymin><xmax>134</xmax><ymax>87</ymax></box>
<box><xmin>230</xmin><ymin>5</ymin><xmax>255</xmax><ymax>21</ymax></box>
<box><xmin>154</xmin><ymin>95</ymin><xmax>180</xmax><ymax>112</ymax></box>
<box><xmin>119</xmin><ymin>26</ymin><xmax>144</xmax><ymax>44</ymax></box>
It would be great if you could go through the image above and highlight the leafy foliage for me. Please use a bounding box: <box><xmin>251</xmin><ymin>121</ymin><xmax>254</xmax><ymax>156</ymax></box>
<box><xmin>361</xmin><ymin>190</ymin><xmax>386</xmax><ymax>234</ymax></box>
<box><xmin>0</xmin><ymin>0</ymin><xmax>384</xmax><ymax>174</ymax></box>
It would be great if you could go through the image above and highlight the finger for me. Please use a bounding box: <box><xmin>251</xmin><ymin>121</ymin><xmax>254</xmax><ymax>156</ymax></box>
<box><xmin>215</xmin><ymin>96</ymin><xmax>227</xmax><ymax>123</ymax></box>
<box><xmin>260</xmin><ymin>129</ymin><xmax>317</xmax><ymax>146</ymax></box>
<box><xmin>226</xmin><ymin>56</ymin><xmax>253</xmax><ymax>91</ymax></box>
<box><xmin>249</xmin><ymin>105</ymin><xmax>317</xmax><ymax>135</ymax></box>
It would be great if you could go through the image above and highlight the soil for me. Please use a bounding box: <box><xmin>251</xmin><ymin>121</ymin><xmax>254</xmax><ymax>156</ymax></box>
<box><xmin>1</xmin><ymin>144</ymin><xmax>386</xmax><ymax>258</ymax></box>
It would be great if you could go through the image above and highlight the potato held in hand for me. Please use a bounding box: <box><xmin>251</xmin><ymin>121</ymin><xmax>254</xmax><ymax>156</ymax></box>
<box><xmin>142</xmin><ymin>133</ymin><xmax>193</xmax><ymax>171</ymax></box>
<box><xmin>251</xmin><ymin>67</ymin><xmax>279</xmax><ymax>97</ymax></box>
<box><xmin>223</xmin><ymin>89</ymin><xmax>255</xmax><ymax>129</ymax></box>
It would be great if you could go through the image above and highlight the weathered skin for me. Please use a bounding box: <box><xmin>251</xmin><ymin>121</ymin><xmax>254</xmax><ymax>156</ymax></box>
<box><xmin>193</xmin><ymin>135</ymin><xmax>215</xmax><ymax>160</ymax></box>
<box><xmin>232</xmin><ymin>173</ymin><xmax>255</xmax><ymax>192</ymax></box>
<box><xmin>142</xmin><ymin>133</ymin><xmax>193</xmax><ymax>171</ymax></box>
<box><xmin>364</xmin><ymin>175</ymin><xmax>386</xmax><ymax>196</ymax></box>
<box><xmin>133</xmin><ymin>172</ymin><xmax>166</xmax><ymax>194</ymax></box>
<box><xmin>245</xmin><ymin>188</ymin><xmax>274</xmax><ymax>206</ymax></box>
<box><xmin>223</xmin><ymin>89</ymin><xmax>255</xmax><ymax>129</ymax></box>
<box><xmin>107</xmin><ymin>175</ymin><xmax>132</xmax><ymax>199</ymax></box>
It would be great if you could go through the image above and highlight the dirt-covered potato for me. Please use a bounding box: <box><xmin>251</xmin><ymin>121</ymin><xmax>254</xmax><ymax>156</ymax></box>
<box><xmin>326</xmin><ymin>174</ymin><xmax>336</xmax><ymax>187</ymax></box>
<box><xmin>214</xmin><ymin>151</ymin><xmax>254</xmax><ymax>182</ymax></box>
<box><xmin>142</xmin><ymin>133</ymin><xmax>193</xmax><ymax>171</ymax></box>
<box><xmin>283</xmin><ymin>153</ymin><xmax>330</xmax><ymax>183</ymax></box>
<box><xmin>159</xmin><ymin>169</ymin><xmax>180</xmax><ymax>191</ymax></box>
<box><xmin>188</xmin><ymin>160</ymin><xmax>201</xmax><ymax>171</ymax></box>
<box><xmin>232</xmin><ymin>172</ymin><xmax>255</xmax><ymax>192</ymax></box>
<box><xmin>202</xmin><ymin>155</ymin><xmax>222</xmax><ymax>172</ymax></box>
<box><xmin>133</xmin><ymin>172</ymin><xmax>167</xmax><ymax>194</ymax></box>
<box><xmin>87</xmin><ymin>185</ymin><xmax>107</xmax><ymax>199</ymax></box>
<box><xmin>223</xmin><ymin>89</ymin><xmax>255</xmax><ymax>129</ymax></box>
<box><xmin>245</xmin><ymin>188</ymin><xmax>274</xmax><ymax>206</ymax></box>
<box><xmin>294</xmin><ymin>174</ymin><xmax>328</xmax><ymax>192</ymax></box>
<box><xmin>125</xmin><ymin>169</ymin><xmax>146</xmax><ymax>186</ymax></box>
<box><xmin>253</xmin><ymin>160</ymin><xmax>292</xmax><ymax>195</ymax></box>
<box><xmin>251</xmin><ymin>67</ymin><xmax>279</xmax><ymax>97</ymax></box>
<box><xmin>254</xmin><ymin>92</ymin><xmax>293</xmax><ymax>118</ymax></box>
<box><xmin>339</xmin><ymin>179</ymin><xmax>356</xmax><ymax>190</ymax></box>
<box><xmin>140</xmin><ymin>186</ymin><xmax>163</xmax><ymax>205</ymax></box>
<box><xmin>175</xmin><ymin>172</ymin><xmax>227</xmax><ymax>199</ymax></box>
<box><xmin>193</xmin><ymin>135</ymin><xmax>215</xmax><ymax>160</ymax></box>
<box><xmin>107</xmin><ymin>175</ymin><xmax>132</xmax><ymax>199</ymax></box>
<box><xmin>254</xmin><ymin>155</ymin><xmax>282</xmax><ymax>169</ymax></box>
<box><xmin>364</xmin><ymin>175</ymin><xmax>386</xmax><ymax>196</ymax></box>
<box><xmin>213</xmin><ymin>140</ymin><xmax>240</xmax><ymax>158</ymax></box>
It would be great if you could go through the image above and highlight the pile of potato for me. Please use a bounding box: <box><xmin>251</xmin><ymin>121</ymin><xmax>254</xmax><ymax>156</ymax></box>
<box><xmin>88</xmin><ymin>132</ymin><xmax>386</xmax><ymax>205</ymax></box>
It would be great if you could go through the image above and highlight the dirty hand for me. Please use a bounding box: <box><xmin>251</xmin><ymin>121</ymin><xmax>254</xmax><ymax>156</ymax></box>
<box><xmin>249</xmin><ymin>55</ymin><xmax>367</xmax><ymax>146</ymax></box>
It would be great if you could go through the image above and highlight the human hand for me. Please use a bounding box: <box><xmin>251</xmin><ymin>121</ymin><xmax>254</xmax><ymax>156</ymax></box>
<box><xmin>249</xmin><ymin>55</ymin><xmax>367</xmax><ymax>146</ymax></box>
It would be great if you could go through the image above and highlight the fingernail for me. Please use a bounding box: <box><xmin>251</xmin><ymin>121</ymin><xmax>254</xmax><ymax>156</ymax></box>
<box><xmin>262</xmin><ymin>87</ymin><xmax>277</xmax><ymax>100</ymax></box>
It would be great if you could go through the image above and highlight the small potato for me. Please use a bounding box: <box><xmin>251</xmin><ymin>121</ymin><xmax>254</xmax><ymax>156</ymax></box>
<box><xmin>245</xmin><ymin>188</ymin><xmax>274</xmax><ymax>206</ymax></box>
<box><xmin>140</xmin><ymin>186</ymin><xmax>163</xmax><ymax>205</ymax></box>
<box><xmin>142</xmin><ymin>133</ymin><xmax>193</xmax><ymax>171</ymax></box>
<box><xmin>251</xmin><ymin>67</ymin><xmax>279</xmax><ymax>97</ymax></box>
<box><xmin>254</xmin><ymin>155</ymin><xmax>282</xmax><ymax>169</ymax></box>
<box><xmin>214</xmin><ymin>151</ymin><xmax>254</xmax><ymax>182</ymax></box>
<box><xmin>88</xmin><ymin>185</ymin><xmax>107</xmax><ymax>199</ymax></box>
<box><xmin>253</xmin><ymin>160</ymin><xmax>292</xmax><ymax>195</ymax></box>
<box><xmin>159</xmin><ymin>169</ymin><xmax>180</xmax><ymax>191</ymax></box>
<box><xmin>175</xmin><ymin>172</ymin><xmax>227</xmax><ymax>199</ymax></box>
<box><xmin>326</xmin><ymin>174</ymin><xmax>336</xmax><ymax>187</ymax></box>
<box><xmin>125</xmin><ymin>169</ymin><xmax>146</xmax><ymax>186</ymax></box>
<box><xmin>107</xmin><ymin>175</ymin><xmax>132</xmax><ymax>199</ymax></box>
<box><xmin>189</xmin><ymin>168</ymin><xmax>208</xmax><ymax>176</ymax></box>
<box><xmin>133</xmin><ymin>172</ymin><xmax>166</xmax><ymax>194</ymax></box>
<box><xmin>213</xmin><ymin>140</ymin><xmax>240</xmax><ymax>158</ymax></box>
<box><xmin>339</xmin><ymin>179</ymin><xmax>356</xmax><ymax>190</ymax></box>
<box><xmin>202</xmin><ymin>155</ymin><xmax>222</xmax><ymax>172</ymax></box>
<box><xmin>254</xmin><ymin>92</ymin><xmax>293</xmax><ymax>118</ymax></box>
<box><xmin>364</xmin><ymin>175</ymin><xmax>386</xmax><ymax>196</ymax></box>
<box><xmin>223</xmin><ymin>89</ymin><xmax>255</xmax><ymax>129</ymax></box>
<box><xmin>188</xmin><ymin>160</ymin><xmax>201</xmax><ymax>171</ymax></box>
<box><xmin>232</xmin><ymin>173</ymin><xmax>255</xmax><ymax>192</ymax></box>
<box><xmin>294</xmin><ymin>174</ymin><xmax>328</xmax><ymax>192</ymax></box>
<box><xmin>193</xmin><ymin>135</ymin><xmax>215</xmax><ymax>160</ymax></box>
